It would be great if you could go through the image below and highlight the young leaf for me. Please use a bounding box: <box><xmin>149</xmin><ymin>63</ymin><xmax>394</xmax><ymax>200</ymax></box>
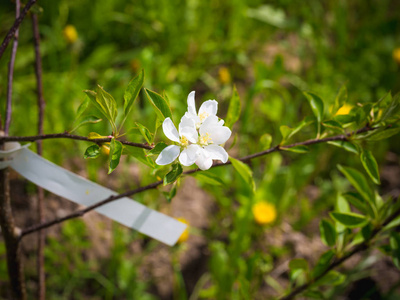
<box><xmin>322</xmin><ymin>120</ymin><xmax>343</xmax><ymax>131</ymax></box>
<box><xmin>367</xmin><ymin>127</ymin><xmax>400</xmax><ymax>141</ymax></box>
<box><xmin>144</xmin><ymin>88</ymin><xmax>172</xmax><ymax>121</ymax></box>
<box><xmin>334</xmin><ymin>84</ymin><xmax>348</xmax><ymax>113</ymax></box>
<box><xmin>230</xmin><ymin>157</ymin><xmax>256</xmax><ymax>192</ymax></box>
<box><xmin>135</xmin><ymin>122</ymin><xmax>153</xmax><ymax>145</ymax></box>
<box><xmin>96</xmin><ymin>85</ymin><xmax>118</xmax><ymax>124</ymax></box>
<box><xmin>330</xmin><ymin>212</ymin><xmax>367</xmax><ymax>228</ymax></box>
<box><xmin>75</xmin><ymin>97</ymin><xmax>90</xmax><ymax>120</ymax></box>
<box><xmin>337</xmin><ymin>165</ymin><xmax>374</xmax><ymax>203</ymax></box>
<box><xmin>327</xmin><ymin>141</ymin><xmax>359</xmax><ymax>154</ymax></box>
<box><xmin>125</xmin><ymin>146</ymin><xmax>155</xmax><ymax>168</ymax></box>
<box><xmin>164</xmin><ymin>182</ymin><xmax>177</xmax><ymax>203</ymax></box>
<box><xmin>280</xmin><ymin>125</ymin><xmax>292</xmax><ymax>142</ymax></box>
<box><xmin>360</xmin><ymin>149</ymin><xmax>380</xmax><ymax>185</ymax></box>
<box><xmin>320</xmin><ymin>219</ymin><xmax>336</xmax><ymax>247</ymax></box>
<box><xmin>164</xmin><ymin>163</ymin><xmax>183</xmax><ymax>186</ymax></box>
<box><xmin>225</xmin><ymin>86</ymin><xmax>241</xmax><ymax>128</ymax></box>
<box><xmin>312</xmin><ymin>250</ymin><xmax>335</xmax><ymax>278</ymax></box>
<box><xmin>289</xmin><ymin>258</ymin><xmax>308</xmax><ymax>272</ymax></box>
<box><xmin>304</xmin><ymin>92</ymin><xmax>324</xmax><ymax>136</ymax></box>
<box><xmin>88</xmin><ymin>132</ymin><xmax>110</xmax><ymax>139</ymax></box>
<box><xmin>315</xmin><ymin>270</ymin><xmax>345</xmax><ymax>286</ymax></box>
<box><xmin>259</xmin><ymin>133</ymin><xmax>272</xmax><ymax>149</ymax></box>
<box><xmin>70</xmin><ymin>116</ymin><xmax>102</xmax><ymax>133</ymax></box>
<box><xmin>147</xmin><ymin>142</ymin><xmax>168</xmax><ymax>156</ymax></box>
<box><xmin>108</xmin><ymin>138</ymin><xmax>123</xmax><ymax>174</ymax></box>
<box><xmin>281</xmin><ymin>145</ymin><xmax>309</xmax><ymax>153</ymax></box>
<box><xmin>124</xmin><ymin>69</ymin><xmax>144</xmax><ymax>116</ymax></box>
<box><xmin>190</xmin><ymin>171</ymin><xmax>225</xmax><ymax>186</ymax></box>
<box><xmin>390</xmin><ymin>231</ymin><xmax>400</xmax><ymax>269</ymax></box>
<box><xmin>84</xmin><ymin>145</ymin><xmax>101</xmax><ymax>159</ymax></box>
<box><xmin>379</xmin><ymin>93</ymin><xmax>400</xmax><ymax>123</ymax></box>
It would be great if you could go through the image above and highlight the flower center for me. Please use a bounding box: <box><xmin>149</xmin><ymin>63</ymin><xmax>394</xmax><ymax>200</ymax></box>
<box><xmin>199</xmin><ymin>132</ymin><xmax>213</xmax><ymax>146</ymax></box>
<box><xmin>199</xmin><ymin>111</ymin><xmax>209</xmax><ymax>122</ymax></box>
<box><xmin>180</xmin><ymin>135</ymin><xmax>189</xmax><ymax>147</ymax></box>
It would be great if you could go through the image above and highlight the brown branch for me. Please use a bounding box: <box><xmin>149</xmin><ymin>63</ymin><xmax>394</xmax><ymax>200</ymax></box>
<box><xmin>4</xmin><ymin>0</ymin><xmax>21</xmax><ymax>135</ymax></box>
<box><xmin>0</xmin><ymin>0</ymin><xmax>37</xmax><ymax>60</ymax></box>
<box><xmin>279</xmin><ymin>204</ymin><xmax>400</xmax><ymax>300</ymax></box>
<box><xmin>20</xmin><ymin>125</ymin><xmax>380</xmax><ymax>238</ymax></box>
<box><xmin>32</xmin><ymin>12</ymin><xmax>45</xmax><ymax>300</ymax></box>
<box><xmin>0</xmin><ymin>132</ymin><xmax>153</xmax><ymax>150</ymax></box>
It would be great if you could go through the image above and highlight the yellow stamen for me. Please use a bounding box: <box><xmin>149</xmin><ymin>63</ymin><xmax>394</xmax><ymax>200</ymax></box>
<box><xmin>180</xmin><ymin>135</ymin><xmax>189</xmax><ymax>147</ymax></box>
<box><xmin>199</xmin><ymin>132</ymin><xmax>213</xmax><ymax>146</ymax></box>
<box><xmin>199</xmin><ymin>112</ymin><xmax>209</xmax><ymax>122</ymax></box>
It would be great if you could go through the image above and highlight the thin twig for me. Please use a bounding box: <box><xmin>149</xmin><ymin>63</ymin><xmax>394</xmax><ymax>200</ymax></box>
<box><xmin>4</xmin><ymin>0</ymin><xmax>21</xmax><ymax>135</ymax></box>
<box><xmin>32</xmin><ymin>12</ymin><xmax>46</xmax><ymax>300</ymax></box>
<box><xmin>0</xmin><ymin>132</ymin><xmax>153</xmax><ymax>149</ymax></box>
<box><xmin>0</xmin><ymin>0</ymin><xmax>37</xmax><ymax>60</ymax></box>
<box><xmin>20</xmin><ymin>125</ymin><xmax>380</xmax><ymax>237</ymax></box>
<box><xmin>278</xmin><ymin>206</ymin><xmax>400</xmax><ymax>300</ymax></box>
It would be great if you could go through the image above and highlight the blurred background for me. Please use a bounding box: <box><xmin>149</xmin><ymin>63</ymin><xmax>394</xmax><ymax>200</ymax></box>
<box><xmin>1</xmin><ymin>0</ymin><xmax>400</xmax><ymax>299</ymax></box>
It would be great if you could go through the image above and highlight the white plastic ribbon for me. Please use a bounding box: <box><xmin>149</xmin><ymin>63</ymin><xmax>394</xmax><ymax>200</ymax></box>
<box><xmin>0</xmin><ymin>143</ymin><xmax>186</xmax><ymax>246</ymax></box>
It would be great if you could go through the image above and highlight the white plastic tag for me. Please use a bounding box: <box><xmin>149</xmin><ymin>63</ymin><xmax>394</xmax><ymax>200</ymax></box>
<box><xmin>0</xmin><ymin>143</ymin><xmax>186</xmax><ymax>246</ymax></box>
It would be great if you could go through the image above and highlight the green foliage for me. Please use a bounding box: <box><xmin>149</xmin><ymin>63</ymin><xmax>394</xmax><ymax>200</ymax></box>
<box><xmin>123</xmin><ymin>69</ymin><xmax>144</xmax><ymax>117</ymax></box>
<box><xmin>108</xmin><ymin>138</ymin><xmax>123</xmax><ymax>174</ymax></box>
<box><xmin>225</xmin><ymin>86</ymin><xmax>241</xmax><ymax>128</ymax></box>
<box><xmin>164</xmin><ymin>163</ymin><xmax>183</xmax><ymax>185</ymax></box>
<box><xmin>84</xmin><ymin>144</ymin><xmax>101</xmax><ymax>159</ymax></box>
<box><xmin>230</xmin><ymin>157</ymin><xmax>255</xmax><ymax>192</ymax></box>
<box><xmin>144</xmin><ymin>88</ymin><xmax>172</xmax><ymax>121</ymax></box>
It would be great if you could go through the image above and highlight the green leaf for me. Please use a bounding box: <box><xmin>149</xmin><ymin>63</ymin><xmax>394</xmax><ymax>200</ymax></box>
<box><xmin>96</xmin><ymin>85</ymin><xmax>118</xmax><ymax>125</ymax></box>
<box><xmin>75</xmin><ymin>97</ymin><xmax>90</xmax><ymax>120</ymax></box>
<box><xmin>144</xmin><ymin>88</ymin><xmax>172</xmax><ymax>121</ymax></box>
<box><xmin>108</xmin><ymin>139</ymin><xmax>123</xmax><ymax>174</ymax></box>
<box><xmin>135</xmin><ymin>122</ymin><xmax>153</xmax><ymax>145</ymax></box>
<box><xmin>259</xmin><ymin>134</ymin><xmax>272</xmax><ymax>149</ymax></box>
<box><xmin>225</xmin><ymin>86</ymin><xmax>241</xmax><ymax>128</ymax></box>
<box><xmin>322</xmin><ymin>120</ymin><xmax>343</xmax><ymax>131</ymax></box>
<box><xmin>337</xmin><ymin>165</ymin><xmax>374</xmax><ymax>203</ymax></box>
<box><xmin>84</xmin><ymin>145</ymin><xmax>101</xmax><ymax>159</ymax></box>
<box><xmin>164</xmin><ymin>163</ymin><xmax>183</xmax><ymax>186</ymax></box>
<box><xmin>330</xmin><ymin>212</ymin><xmax>367</xmax><ymax>228</ymax></box>
<box><xmin>230</xmin><ymin>157</ymin><xmax>255</xmax><ymax>192</ymax></box>
<box><xmin>281</xmin><ymin>145</ymin><xmax>309</xmax><ymax>153</ymax></box>
<box><xmin>366</xmin><ymin>127</ymin><xmax>400</xmax><ymax>141</ymax></box>
<box><xmin>304</xmin><ymin>92</ymin><xmax>324</xmax><ymax>136</ymax></box>
<box><xmin>70</xmin><ymin>116</ymin><xmax>102</xmax><ymax>133</ymax></box>
<box><xmin>380</xmin><ymin>93</ymin><xmax>400</xmax><ymax>123</ymax></box>
<box><xmin>164</xmin><ymin>183</ymin><xmax>177</xmax><ymax>203</ymax></box>
<box><xmin>360</xmin><ymin>149</ymin><xmax>380</xmax><ymax>184</ymax></box>
<box><xmin>334</xmin><ymin>114</ymin><xmax>355</xmax><ymax>125</ymax></box>
<box><xmin>390</xmin><ymin>231</ymin><xmax>400</xmax><ymax>269</ymax></box>
<box><xmin>342</xmin><ymin>192</ymin><xmax>368</xmax><ymax>215</ymax></box>
<box><xmin>289</xmin><ymin>259</ymin><xmax>308</xmax><ymax>271</ymax></box>
<box><xmin>190</xmin><ymin>171</ymin><xmax>225</xmax><ymax>186</ymax></box>
<box><xmin>334</xmin><ymin>84</ymin><xmax>348</xmax><ymax>112</ymax></box>
<box><xmin>319</xmin><ymin>219</ymin><xmax>336</xmax><ymax>247</ymax></box>
<box><xmin>280</xmin><ymin>125</ymin><xmax>292</xmax><ymax>141</ymax></box>
<box><xmin>147</xmin><ymin>142</ymin><xmax>168</xmax><ymax>156</ymax></box>
<box><xmin>312</xmin><ymin>250</ymin><xmax>335</xmax><ymax>278</ymax></box>
<box><xmin>125</xmin><ymin>146</ymin><xmax>155</xmax><ymax>168</ymax></box>
<box><xmin>315</xmin><ymin>270</ymin><xmax>345</xmax><ymax>286</ymax></box>
<box><xmin>327</xmin><ymin>141</ymin><xmax>359</xmax><ymax>154</ymax></box>
<box><xmin>124</xmin><ymin>69</ymin><xmax>144</xmax><ymax>117</ymax></box>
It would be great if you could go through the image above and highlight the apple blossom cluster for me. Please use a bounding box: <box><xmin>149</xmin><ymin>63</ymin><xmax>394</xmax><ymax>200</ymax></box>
<box><xmin>155</xmin><ymin>91</ymin><xmax>232</xmax><ymax>170</ymax></box>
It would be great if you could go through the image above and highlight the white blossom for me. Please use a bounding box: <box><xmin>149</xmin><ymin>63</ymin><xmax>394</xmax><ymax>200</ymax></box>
<box><xmin>184</xmin><ymin>91</ymin><xmax>219</xmax><ymax>128</ymax></box>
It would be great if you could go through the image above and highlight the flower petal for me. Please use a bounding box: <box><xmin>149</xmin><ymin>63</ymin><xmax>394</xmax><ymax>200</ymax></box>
<box><xmin>195</xmin><ymin>150</ymin><xmax>213</xmax><ymax>170</ymax></box>
<box><xmin>180</xmin><ymin>126</ymin><xmax>198</xmax><ymax>143</ymax></box>
<box><xmin>162</xmin><ymin>117</ymin><xmax>180</xmax><ymax>143</ymax></box>
<box><xmin>208</xmin><ymin>126</ymin><xmax>231</xmax><ymax>144</ymax></box>
<box><xmin>179</xmin><ymin>115</ymin><xmax>195</xmax><ymax>131</ymax></box>
<box><xmin>187</xmin><ymin>91</ymin><xmax>197</xmax><ymax>116</ymax></box>
<box><xmin>155</xmin><ymin>145</ymin><xmax>180</xmax><ymax>165</ymax></box>
<box><xmin>179</xmin><ymin>144</ymin><xmax>201</xmax><ymax>166</ymax></box>
<box><xmin>203</xmin><ymin>145</ymin><xmax>229</xmax><ymax>163</ymax></box>
<box><xmin>199</xmin><ymin>100</ymin><xmax>218</xmax><ymax>117</ymax></box>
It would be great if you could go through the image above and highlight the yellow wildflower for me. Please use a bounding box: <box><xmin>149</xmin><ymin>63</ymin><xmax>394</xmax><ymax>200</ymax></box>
<box><xmin>393</xmin><ymin>48</ymin><xmax>400</xmax><ymax>64</ymax></box>
<box><xmin>176</xmin><ymin>217</ymin><xmax>189</xmax><ymax>243</ymax></box>
<box><xmin>63</xmin><ymin>25</ymin><xmax>78</xmax><ymax>44</ymax></box>
<box><xmin>218</xmin><ymin>66</ymin><xmax>231</xmax><ymax>84</ymax></box>
<box><xmin>335</xmin><ymin>104</ymin><xmax>353</xmax><ymax>116</ymax></box>
<box><xmin>252</xmin><ymin>202</ymin><xmax>277</xmax><ymax>225</ymax></box>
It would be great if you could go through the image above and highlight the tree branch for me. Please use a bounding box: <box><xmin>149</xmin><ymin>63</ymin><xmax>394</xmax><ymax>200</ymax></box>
<box><xmin>20</xmin><ymin>125</ymin><xmax>381</xmax><ymax>237</ymax></box>
<box><xmin>0</xmin><ymin>132</ymin><xmax>153</xmax><ymax>150</ymax></box>
<box><xmin>32</xmin><ymin>12</ymin><xmax>46</xmax><ymax>300</ymax></box>
<box><xmin>0</xmin><ymin>0</ymin><xmax>37</xmax><ymax>60</ymax></box>
<box><xmin>279</xmin><ymin>206</ymin><xmax>400</xmax><ymax>300</ymax></box>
